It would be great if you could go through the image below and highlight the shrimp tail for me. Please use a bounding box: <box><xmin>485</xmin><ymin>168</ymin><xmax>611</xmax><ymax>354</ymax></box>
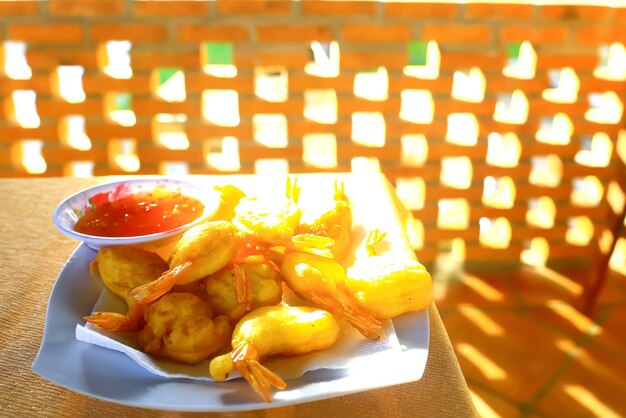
<box><xmin>131</xmin><ymin>261</ymin><xmax>192</xmax><ymax>305</ymax></box>
<box><xmin>233</xmin><ymin>263</ymin><xmax>252</xmax><ymax>309</ymax></box>
<box><xmin>288</xmin><ymin>234</ymin><xmax>335</xmax><ymax>258</ymax></box>
<box><xmin>334</xmin><ymin>180</ymin><xmax>349</xmax><ymax>203</ymax></box>
<box><xmin>232</xmin><ymin>343</ymin><xmax>286</xmax><ymax>402</ymax></box>
<box><xmin>310</xmin><ymin>292</ymin><xmax>383</xmax><ymax>340</ymax></box>
<box><xmin>364</xmin><ymin>229</ymin><xmax>387</xmax><ymax>257</ymax></box>
<box><xmin>286</xmin><ymin>177</ymin><xmax>301</xmax><ymax>205</ymax></box>
<box><xmin>84</xmin><ymin>304</ymin><xmax>145</xmax><ymax>332</ymax></box>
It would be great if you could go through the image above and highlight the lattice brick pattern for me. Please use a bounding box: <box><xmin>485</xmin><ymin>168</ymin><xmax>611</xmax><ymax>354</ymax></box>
<box><xmin>1</xmin><ymin>0</ymin><xmax>626</xmax><ymax>266</ymax></box>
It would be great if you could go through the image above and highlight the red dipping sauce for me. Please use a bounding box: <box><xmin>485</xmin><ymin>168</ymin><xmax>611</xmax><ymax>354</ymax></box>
<box><xmin>74</xmin><ymin>187</ymin><xmax>204</xmax><ymax>237</ymax></box>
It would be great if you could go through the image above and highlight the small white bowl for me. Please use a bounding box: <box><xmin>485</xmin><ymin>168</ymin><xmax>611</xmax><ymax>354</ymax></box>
<box><xmin>53</xmin><ymin>177</ymin><xmax>219</xmax><ymax>250</ymax></box>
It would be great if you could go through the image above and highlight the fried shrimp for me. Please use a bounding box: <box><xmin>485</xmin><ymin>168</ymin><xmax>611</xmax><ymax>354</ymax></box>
<box><xmin>281</xmin><ymin>245</ymin><xmax>383</xmax><ymax>339</ymax></box>
<box><xmin>296</xmin><ymin>180</ymin><xmax>353</xmax><ymax>261</ymax></box>
<box><xmin>211</xmin><ymin>184</ymin><xmax>246</xmax><ymax>221</ymax></box>
<box><xmin>206</xmin><ymin>258</ymin><xmax>282</xmax><ymax>321</ymax></box>
<box><xmin>84</xmin><ymin>246</ymin><xmax>168</xmax><ymax>332</ymax></box>
<box><xmin>209</xmin><ymin>306</ymin><xmax>340</xmax><ymax>402</ymax></box>
<box><xmin>233</xmin><ymin>177</ymin><xmax>302</xmax><ymax>247</ymax></box>
<box><xmin>131</xmin><ymin>220</ymin><xmax>240</xmax><ymax>305</ymax></box>
<box><xmin>139</xmin><ymin>293</ymin><xmax>231</xmax><ymax>364</ymax></box>
<box><xmin>346</xmin><ymin>230</ymin><xmax>433</xmax><ymax>319</ymax></box>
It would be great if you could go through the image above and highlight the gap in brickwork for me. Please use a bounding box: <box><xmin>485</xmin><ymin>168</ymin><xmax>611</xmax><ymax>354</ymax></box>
<box><xmin>526</xmin><ymin>197</ymin><xmax>556</xmax><ymax>229</ymax></box>
<box><xmin>486</xmin><ymin>133</ymin><xmax>520</xmax><ymax>168</ymax></box>
<box><xmin>594</xmin><ymin>42</ymin><xmax>626</xmax><ymax>81</ymax></box>
<box><xmin>304</xmin><ymin>89</ymin><xmax>337</xmax><ymax>124</ymax></box>
<box><xmin>2</xmin><ymin>41</ymin><xmax>31</xmax><ymax>80</ymax></box>
<box><xmin>401</xmin><ymin>134</ymin><xmax>428</xmax><ymax>166</ymax></box>
<box><xmin>305</xmin><ymin>41</ymin><xmax>339</xmax><ymax>78</ymax></box>
<box><xmin>98</xmin><ymin>41</ymin><xmax>132</xmax><ymax>79</ymax></box>
<box><xmin>395</xmin><ymin>177</ymin><xmax>425</xmax><ymax>211</ymax></box>
<box><xmin>446</xmin><ymin>113</ymin><xmax>478</xmax><ymax>146</ymax></box>
<box><xmin>521</xmin><ymin>237</ymin><xmax>549</xmax><ymax>267</ymax></box>
<box><xmin>7</xmin><ymin>90</ymin><xmax>40</xmax><ymax>128</ymax></box>
<box><xmin>255</xmin><ymin>66</ymin><xmax>288</xmax><ymax>102</ymax></box>
<box><xmin>354</xmin><ymin>67</ymin><xmax>388</xmax><ymax>101</ymax></box>
<box><xmin>253</xmin><ymin>114</ymin><xmax>288</xmax><ymax>148</ymax></box>
<box><xmin>108</xmin><ymin>138</ymin><xmax>139</xmax><ymax>172</ymax></box>
<box><xmin>201</xmin><ymin>42</ymin><xmax>237</xmax><ymax>78</ymax></box>
<box><xmin>451</xmin><ymin>67</ymin><xmax>485</xmax><ymax>103</ymax></box>
<box><xmin>503</xmin><ymin>41</ymin><xmax>536</xmax><ymax>80</ymax></box>
<box><xmin>585</xmin><ymin>92</ymin><xmax>623</xmax><ymax>124</ymax></box>
<box><xmin>255</xmin><ymin>159</ymin><xmax>289</xmax><ymax>174</ymax></box>
<box><xmin>575</xmin><ymin>133</ymin><xmax>613</xmax><ymax>167</ymax></box>
<box><xmin>202</xmin><ymin>90</ymin><xmax>240</xmax><ymax>126</ymax></box>
<box><xmin>542</xmin><ymin>67</ymin><xmax>579</xmax><ymax>104</ymax></box>
<box><xmin>159</xmin><ymin>162</ymin><xmax>189</xmax><ymax>177</ymax></box>
<box><xmin>493</xmin><ymin>90</ymin><xmax>528</xmax><ymax>124</ymax></box>
<box><xmin>571</xmin><ymin>176</ymin><xmax>604</xmax><ymax>207</ymax></box>
<box><xmin>441</xmin><ymin>156</ymin><xmax>472</xmax><ymax>189</ymax></box>
<box><xmin>400</xmin><ymin>90</ymin><xmax>434</xmax><ymax>124</ymax></box>
<box><xmin>11</xmin><ymin>140</ymin><xmax>46</xmax><ymax>174</ymax></box>
<box><xmin>153</xmin><ymin>114</ymin><xmax>189</xmax><ymax>150</ymax></box>
<box><xmin>59</xmin><ymin>115</ymin><xmax>91</xmax><ymax>151</ymax></box>
<box><xmin>204</xmin><ymin>137</ymin><xmax>240</xmax><ymax>172</ymax></box>
<box><xmin>536</xmin><ymin>113</ymin><xmax>573</xmax><ymax>145</ymax></box>
<box><xmin>479</xmin><ymin>217</ymin><xmax>511</xmax><ymax>249</ymax></box>
<box><xmin>302</xmin><ymin>133</ymin><xmax>337</xmax><ymax>169</ymax></box>
<box><xmin>438</xmin><ymin>199</ymin><xmax>469</xmax><ymax>230</ymax></box>
<box><xmin>351</xmin><ymin>157</ymin><xmax>381</xmax><ymax>174</ymax></box>
<box><xmin>53</xmin><ymin>66</ymin><xmax>86</xmax><ymax>103</ymax></box>
<box><xmin>404</xmin><ymin>40</ymin><xmax>439</xmax><ymax>79</ymax></box>
<box><xmin>64</xmin><ymin>161</ymin><xmax>94</xmax><ymax>178</ymax></box>
<box><xmin>482</xmin><ymin>176</ymin><xmax>516</xmax><ymax>209</ymax></box>
<box><xmin>529</xmin><ymin>155</ymin><xmax>562</xmax><ymax>187</ymax></box>
<box><xmin>152</xmin><ymin>68</ymin><xmax>186</xmax><ymax>102</ymax></box>
<box><xmin>105</xmin><ymin>92</ymin><xmax>136</xmax><ymax>126</ymax></box>
<box><xmin>351</xmin><ymin>112</ymin><xmax>385</xmax><ymax>147</ymax></box>
<box><xmin>566</xmin><ymin>216</ymin><xmax>594</xmax><ymax>246</ymax></box>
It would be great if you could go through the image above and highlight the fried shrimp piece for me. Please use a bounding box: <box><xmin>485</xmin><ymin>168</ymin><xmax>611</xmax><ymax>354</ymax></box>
<box><xmin>131</xmin><ymin>220</ymin><xmax>240</xmax><ymax>305</ymax></box>
<box><xmin>346</xmin><ymin>230</ymin><xmax>433</xmax><ymax>319</ymax></box>
<box><xmin>209</xmin><ymin>306</ymin><xmax>340</xmax><ymax>402</ymax></box>
<box><xmin>84</xmin><ymin>246</ymin><xmax>168</xmax><ymax>332</ymax></box>
<box><xmin>211</xmin><ymin>184</ymin><xmax>246</xmax><ymax>221</ymax></box>
<box><xmin>206</xmin><ymin>259</ymin><xmax>282</xmax><ymax>321</ymax></box>
<box><xmin>233</xmin><ymin>177</ymin><xmax>301</xmax><ymax>247</ymax></box>
<box><xmin>139</xmin><ymin>293</ymin><xmax>231</xmax><ymax>364</ymax></box>
<box><xmin>296</xmin><ymin>180</ymin><xmax>353</xmax><ymax>261</ymax></box>
<box><xmin>281</xmin><ymin>245</ymin><xmax>383</xmax><ymax>340</ymax></box>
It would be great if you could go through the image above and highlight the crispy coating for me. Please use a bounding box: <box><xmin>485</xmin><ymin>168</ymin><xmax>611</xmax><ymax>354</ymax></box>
<box><xmin>209</xmin><ymin>306</ymin><xmax>340</xmax><ymax>401</ymax></box>
<box><xmin>206</xmin><ymin>260</ymin><xmax>282</xmax><ymax>321</ymax></box>
<box><xmin>131</xmin><ymin>220</ymin><xmax>240</xmax><ymax>305</ymax></box>
<box><xmin>139</xmin><ymin>293</ymin><xmax>231</xmax><ymax>364</ymax></box>
<box><xmin>296</xmin><ymin>181</ymin><xmax>352</xmax><ymax>261</ymax></box>
<box><xmin>346</xmin><ymin>230</ymin><xmax>433</xmax><ymax>319</ymax></box>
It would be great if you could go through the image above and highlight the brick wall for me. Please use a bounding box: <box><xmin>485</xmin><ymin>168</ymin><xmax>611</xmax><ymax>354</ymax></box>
<box><xmin>1</xmin><ymin>0</ymin><xmax>626</xmax><ymax>267</ymax></box>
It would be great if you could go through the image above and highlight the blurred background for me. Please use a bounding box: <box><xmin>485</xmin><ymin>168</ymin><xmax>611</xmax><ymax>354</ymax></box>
<box><xmin>1</xmin><ymin>1</ymin><xmax>625</xmax><ymax>416</ymax></box>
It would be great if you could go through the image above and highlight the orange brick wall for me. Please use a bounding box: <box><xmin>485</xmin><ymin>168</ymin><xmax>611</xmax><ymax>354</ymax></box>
<box><xmin>1</xmin><ymin>0</ymin><xmax>625</xmax><ymax>267</ymax></box>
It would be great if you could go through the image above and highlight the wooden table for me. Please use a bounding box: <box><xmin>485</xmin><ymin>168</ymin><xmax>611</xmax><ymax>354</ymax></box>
<box><xmin>0</xmin><ymin>177</ymin><xmax>477</xmax><ymax>417</ymax></box>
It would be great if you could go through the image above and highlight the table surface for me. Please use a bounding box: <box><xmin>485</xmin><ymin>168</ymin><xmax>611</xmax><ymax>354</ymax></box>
<box><xmin>0</xmin><ymin>177</ymin><xmax>477</xmax><ymax>418</ymax></box>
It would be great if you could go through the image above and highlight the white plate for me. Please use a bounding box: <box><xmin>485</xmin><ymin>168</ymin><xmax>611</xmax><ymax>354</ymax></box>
<box><xmin>32</xmin><ymin>243</ymin><xmax>429</xmax><ymax>412</ymax></box>
<box><xmin>34</xmin><ymin>173</ymin><xmax>430</xmax><ymax>412</ymax></box>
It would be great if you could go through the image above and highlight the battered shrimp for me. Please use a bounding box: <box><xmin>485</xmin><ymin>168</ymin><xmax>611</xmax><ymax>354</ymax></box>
<box><xmin>234</xmin><ymin>177</ymin><xmax>301</xmax><ymax>247</ymax></box>
<box><xmin>211</xmin><ymin>184</ymin><xmax>246</xmax><ymax>221</ymax></box>
<box><xmin>139</xmin><ymin>293</ymin><xmax>231</xmax><ymax>364</ymax></box>
<box><xmin>84</xmin><ymin>246</ymin><xmax>168</xmax><ymax>332</ymax></box>
<box><xmin>346</xmin><ymin>230</ymin><xmax>433</xmax><ymax>319</ymax></box>
<box><xmin>131</xmin><ymin>220</ymin><xmax>240</xmax><ymax>305</ymax></box>
<box><xmin>209</xmin><ymin>306</ymin><xmax>340</xmax><ymax>402</ymax></box>
<box><xmin>206</xmin><ymin>258</ymin><xmax>282</xmax><ymax>321</ymax></box>
<box><xmin>281</xmin><ymin>246</ymin><xmax>383</xmax><ymax>339</ymax></box>
<box><xmin>296</xmin><ymin>180</ymin><xmax>353</xmax><ymax>261</ymax></box>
